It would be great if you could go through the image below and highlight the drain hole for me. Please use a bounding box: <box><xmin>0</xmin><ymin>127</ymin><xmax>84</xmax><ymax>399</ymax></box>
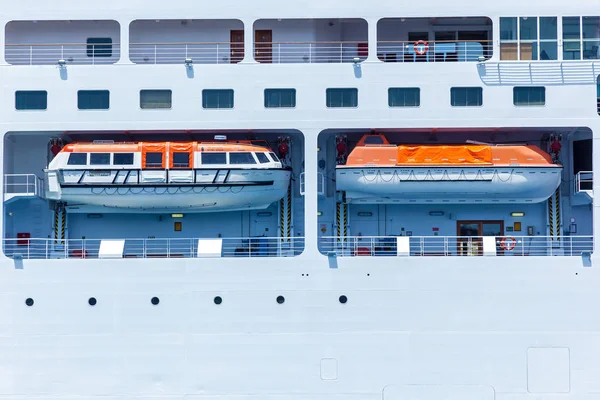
<box><xmin>151</xmin><ymin>297</ymin><xmax>160</xmax><ymax>305</ymax></box>
<box><xmin>88</xmin><ymin>297</ymin><xmax>97</xmax><ymax>306</ymax></box>
<box><xmin>214</xmin><ymin>296</ymin><xmax>222</xmax><ymax>305</ymax></box>
<box><xmin>25</xmin><ymin>298</ymin><xmax>34</xmax><ymax>307</ymax></box>
<box><xmin>276</xmin><ymin>295</ymin><xmax>285</xmax><ymax>304</ymax></box>
<box><xmin>339</xmin><ymin>295</ymin><xmax>348</xmax><ymax>304</ymax></box>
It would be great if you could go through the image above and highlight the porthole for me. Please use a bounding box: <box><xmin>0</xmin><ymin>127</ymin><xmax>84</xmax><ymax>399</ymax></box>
<box><xmin>214</xmin><ymin>296</ymin><xmax>222</xmax><ymax>305</ymax></box>
<box><xmin>25</xmin><ymin>298</ymin><xmax>34</xmax><ymax>307</ymax></box>
<box><xmin>151</xmin><ymin>296</ymin><xmax>160</xmax><ymax>305</ymax></box>
<box><xmin>339</xmin><ymin>295</ymin><xmax>348</xmax><ymax>304</ymax></box>
<box><xmin>276</xmin><ymin>295</ymin><xmax>285</xmax><ymax>304</ymax></box>
<box><xmin>88</xmin><ymin>297</ymin><xmax>97</xmax><ymax>306</ymax></box>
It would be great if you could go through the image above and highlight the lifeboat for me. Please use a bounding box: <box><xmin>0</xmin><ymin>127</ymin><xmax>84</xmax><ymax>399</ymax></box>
<box><xmin>336</xmin><ymin>134</ymin><xmax>562</xmax><ymax>204</ymax></box>
<box><xmin>45</xmin><ymin>140</ymin><xmax>292</xmax><ymax>212</ymax></box>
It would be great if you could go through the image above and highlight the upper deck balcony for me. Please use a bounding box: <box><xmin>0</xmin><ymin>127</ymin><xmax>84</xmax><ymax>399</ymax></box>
<box><xmin>377</xmin><ymin>17</ymin><xmax>493</xmax><ymax>62</ymax></box>
<box><xmin>129</xmin><ymin>19</ymin><xmax>244</xmax><ymax>64</ymax></box>
<box><xmin>252</xmin><ymin>19</ymin><xmax>368</xmax><ymax>63</ymax></box>
<box><xmin>4</xmin><ymin>20</ymin><xmax>120</xmax><ymax>65</ymax></box>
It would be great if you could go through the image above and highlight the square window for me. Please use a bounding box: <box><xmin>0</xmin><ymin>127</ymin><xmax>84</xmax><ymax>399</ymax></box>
<box><xmin>264</xmin><ymin>89</ymin><xmax>296</xmax><ymax>108</ymax></box>
<box><xmin>326</xmin><ymin>88</ymin><xmax>358</xmax><ymax>108</ymax></box>
<box><xmin>140</xmin><ymin>90</ymin><xmax>172</xmax><ymax>109</ymax></box>
<box><xmin>202</xmin><ymin>89</ymin><xmax>234</xmax><ymax>109</ymax></box>
<box><xmin>145</xmin><ymin>152</ymin><xmax>163</xmax><ymax>168</ymax></box>
<box><xmin>90</xmin><ymin>153</ymin><xmax>110</xmax><ymax>165</ymax></box>
<box><xmin>172</xmin><ymin>152</ymin><xmax>190</xmax><ymax>168</ymax></box>
<box><xmin>451</xmin><ymin>87</ymin><xmax>483</xmax><ymax>107</ymax></box>
<box><xmin>15</xmin><ymin>91</ymin><xmax>47</xmax><ymax>110</ymax></box>
<box><xmin>78</xmin><ymin>90</ymin><xmax>110</xmax><ymax>110</ymax></box>
<box><xmin>388</xmin><ymin>88</ymin><xmax>420</xmax><ymax>107</ymax></box>
<box><xmin>86</xmin><ymin>38</ymin><xmax>112</xmax><ymax>58</ymax></box>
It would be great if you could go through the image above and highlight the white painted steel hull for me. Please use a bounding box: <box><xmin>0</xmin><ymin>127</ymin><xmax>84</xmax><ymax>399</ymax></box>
<box><xmin>336</xmin><ymin>166</ymin><xmax>562</xmax><ymax>203</ymax></box>
<box><xmin>46</xmin><ymin>169</ymin><xmax>292</xmax><ymax>212</ymax></box>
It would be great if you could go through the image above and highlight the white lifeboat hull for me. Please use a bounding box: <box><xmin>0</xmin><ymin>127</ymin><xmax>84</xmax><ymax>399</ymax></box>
<box><xmin>336</xmin><ymin>166</ymin><xmax>562</xmax><ymax>204</ymax></box>
<box><xmin>45</xmin><ymin>168</ymin><xmax>292</xmax><ymax>212</ymax></box>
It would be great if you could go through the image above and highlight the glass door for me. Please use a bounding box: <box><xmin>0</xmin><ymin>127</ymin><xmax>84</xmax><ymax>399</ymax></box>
<box><xmin>457</xmin><ymin>220</ymin><xmax>504</xmax><ymax>256</ymax></box>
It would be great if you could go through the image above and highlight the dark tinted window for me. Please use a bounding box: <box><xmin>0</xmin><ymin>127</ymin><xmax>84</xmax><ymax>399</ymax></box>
<box><xmin>363</xmin><ymin>136</ymin><xmax>385</xmax><ymax>145</ymax></box>
<box><xmin>86</xmin><ymin>37</ymin><xmax>112</xmax><ymax>58</ymax></box>
<box><xmin>78</xmin><ymin>90</ymin><xmax>110</xmax><ymax>110</ymax></box>
<box><xmin>201</xmin><ymin>152</ymin><xmax>227</xmax><ymax>164</ymax></box>
<box><xmin>145</xmin><ymin>152</ymin><xmax>163</xmax><ymax>168</ymax></box>
<box><xmin>90</xmin><ymin>153</ymin><xmax>110</xmax><ymax>165</ymax></box>
<box><xmin>15</xmin><ymin>91</ymin><xmax>47</xmax><ymax>110</ymax></box>
<box><xmin>202</xmin><ymin>89</ymin><xmax>234</xmax><ymax>109</ymax></box>
<box><xmin>513</xmin><ymin>87</ymin><xmax>546</xmax><ymax>106</ymax></box>
<box><xmin>264</xmin><ymin>89</ymin><xmax>296</xmax><ymax>108</ymax></box>
<box><xmin>326</xmin><ymin>88</ymin><xmax>358</xmax><ymax>108</ymax></box>
<box><xmin>140</xmin><ymin>90</ymin><xmax>172</xmax><ymax>109</ymax></box>
<box><xmin>114</xmin><ymin>153</ymin><xmax>134</xmax><ymax>165</ymax></box>
<box><xmin>256</xmin><ymin>153</ymin><xmax>270</xmax><ymax>163</ymax></box>
<box><xmin>67</xmin><ymin>153</ymin><xmax>87</xmax><ymax>165</ymax></box>
<box><xmin>451</xmin><ymin>87</ymin><xmax>483</xmax><ymax>107</ymax></box>
<box><xmin>269</xmin><ymin>152</ymin><xmax>280</xmax><ymax>162</ymax></box>
<box><xmin>230</xmin><ymin>152</ymin><xmax>256</xmax><ymax>164</ymax></box>
<box><xmin>388</xmin><ymin>88</ymin><xmax>420</xmax><ymax>107</ymax></box>
<box><xmin>172</xmin><ymin>152</ymin><xmax>190</xmax><ymax>168</ymax></box>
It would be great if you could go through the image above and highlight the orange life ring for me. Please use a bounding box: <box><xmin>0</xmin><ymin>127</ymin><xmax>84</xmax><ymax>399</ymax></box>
<box><xmin>500</xmin><ymin>237</ymin><xmax>517</xmax><ymax>251</ymax></box>
<box><xmin>414</xmin><ymin>40</ymin><xmax>429</xmax><ymax>55</ymax></box>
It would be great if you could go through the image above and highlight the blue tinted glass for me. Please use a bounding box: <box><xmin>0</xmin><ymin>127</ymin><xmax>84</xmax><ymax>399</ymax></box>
<box><xmin>78</xmin><ymin>90</ymin><xmax>109</xmax><ymax>110</ymax></box>
<box><xmin>15</xmin><ymin>91</ymin><xmax>47</xmax><ymax>110</ymax></box>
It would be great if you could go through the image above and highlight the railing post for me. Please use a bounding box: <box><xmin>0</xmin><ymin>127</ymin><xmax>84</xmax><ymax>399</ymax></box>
<box><xmin>154</xmin><ymin>45</ymin><xmax>157</xmax><ymax>64</ymax></box>
<box><xmin>216</xmin><ymin>44</ymin><xmax>220</xmax><ymax>64</ymax></box>
<box><xmin>340</xmin><ymin>42</ymin><xmax>343</xmax><ymax>63</ymax></box>
<box><xmin>278</xmin><ymin>43</ymin><xmax>281</xmax><ymax>64</ymax></box>
<box><xmin>309</xmin><ymin>43</ymin><xmax>312</xmax><ymax>63</ymax></box>
<box><xmin>29</xmin><ymin>46</ymin><xmax>33</xmax><ymax>65</ymax></box>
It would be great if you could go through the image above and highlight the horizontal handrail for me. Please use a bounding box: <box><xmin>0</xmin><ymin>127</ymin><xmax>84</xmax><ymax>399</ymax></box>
<box><xmin>5</xmin><ymin>44</ymin><xmax>120</xmax><ymax>65</ymax></box>
<box><xmin>320</xmin><ymin>235</ymin><xmax>593</xmax><ymax>257</ymax></box>
<box><xmin>376</xmin><ymin>40</ymin><xmax>493</xmax><ymax>62</ymax></box>
<box><xmin>4</xmin><ymin>174</ymin><xmax>43</xmax><ymax>196</ymax></box>
<box><xmin>4</xmin><ymin>236</ymin><xmax>304</xmax><ymax>260</ymax></box>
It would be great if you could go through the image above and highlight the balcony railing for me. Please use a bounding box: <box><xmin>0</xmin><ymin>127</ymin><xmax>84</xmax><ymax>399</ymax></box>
<box><xmin>129</xmin><ymin>42</ymin><xmax>242</xmax><ymax>64</ymax></box>
<box><xmin>4</xmin><ymin>174</ymin><xmax>43</xmax><ymax>200</ymax></box>
<box><xmin>575</xmin><ymin>171</ymin><xmax>593</xmax><ymax>193</ymax></box>
<box><xmin>320</xmin><ymin>235</ymin><xmax>593</xmax><ymax>257</ymax></box>
<box><xmin>254</xmin><ymin>42</ymin><xmax>368</xmax><ymax>63</ymax></box>
<box><xmin>5</xmin><ymin>43</ymin><xmax>120</xmax><ymax>65</ymax></box>
<box><xmin>377</xmin><ymin>40</ymin><xmax>493</xmax><ymax>62</ymax></box>
<box><xmin>3</xmin><ymin>236</ymin><xmax>304</xmax><ymax>260</ymax></box>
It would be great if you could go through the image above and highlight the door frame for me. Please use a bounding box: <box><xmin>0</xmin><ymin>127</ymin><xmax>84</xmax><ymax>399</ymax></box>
<box><xmin>254</xmin><ymin>29</ymin><xmax>273</xmax><ymax>63</ymax></box>
<box><xmin>230</xmin><ymin>30</ymin><xmax>244</xmax><ymax>63</ymax></box>
<box><xmin>456</xmin><ymin>220</ymin><xmax>504</xmax><ymax>256</ymax></box>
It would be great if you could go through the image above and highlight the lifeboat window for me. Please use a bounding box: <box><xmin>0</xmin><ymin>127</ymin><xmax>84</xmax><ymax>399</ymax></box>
<box><xmin>201</xmin><ymin>152</ymin><xmax>227</xmax><ymax>164</ymax></box>
<box><xmin>269</xmin><ymin>152</ymin><xmax>280</xmax><ymax>162</ymax></box>
<box><xmin>90</xmin><ymin>153</ymin><xmax>110</xmax><ymax>165</ymax></box>
<box><xmin>256</xmin><ymin>153</ymin><xmax>270</xmax><ymax>163</ymax></box>
<box><xmin>145</xmin><ymin>152</ymin><xmax>163</xmax><ymax>168</ymax></box>
<box><xmin>172</xmin><ymin>152</ymin><xmax>190</xmax><ymax>168</ymax></box>
<box><xmin>67</xmin><ymin>153</ymin><xmax>88</xmax><ymax>165</ymax></box>
<box><xmin>230</xmin><ymin>152</ymin><xmax>257</xmax><ymax>165</ymax></box>
<box><xmin>363</xmin><ymin>136</ymin><xmax>385</xmax><ymax>145</ymax></box>
<box><xmin>114</xmin><ymin>153</ymin><xmax>134</xmax><ymax>165</ymax></box>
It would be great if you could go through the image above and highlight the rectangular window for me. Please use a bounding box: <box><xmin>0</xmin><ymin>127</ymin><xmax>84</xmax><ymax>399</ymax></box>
<box><xmin>15</xmin><ymin>91</ymin><xmax>47</xmax><ymax>110</ymax></box>
<box><xmin>172</xmin><ymin>152</ymin><xmax>190</xmax><ymax>168</ymax></box>
<box><xmin>583</xmin><ymin>16</ymin><xmax>600</xmax><ymax>60</ymax></box>
<box><xmin>202</xmin><ymin>89</ymin><xmax>234</xmax><ymax>109</ymax></box>
<box><xmin>67</xmin><ymin>153</ymin><xmax>87</xmax><ymax>165</ymax></box>
<box><xmin>201</xmin><ymin>152</ymin><xmax>227</xmax><ymax>164</ymax></box>
<box><xmin>78</xmin><ymin>90</ymin><xmax>110</xmax><ymax>110</ymax></box>
<box><xmin>451</xmin><ymin>87</ymin><xmax>483</xmax><ymax>107</ymax></box>
<box><xmin>269</xmin><ymin>152</ymin><xmax>279</xmax><ymax>162</ymax></box>
<box><xmin>264</xmin><ymin>89</ymin><xmax>296</xmax><ymax>108</ymax></box>
<box><xmin>563</xmin><ymin>17</ymin><xmax>582</xmax><ymax>60</ymax></box>
<box><xmin>90</xmin><ymin>153</ymin><xmax>111</xmax><ymax>165</ymax></box>
<box><xmin>114</xmin><ymin>153</ymin><xmax>134</xmax><ymax>165</ymax></box>
<box><xmin>326</xmin><ymin>88</ymin><xmax>358</xmax><ymax>108</ymax></box>
<box><xmin>140</xmin><ymin>90</ymin><xmax>172</xmax><ymax>109</ymax></box>
<box><xmin>86</xmin><ymin>38</ymin><xmax>112</xmax><ymax>58</ymax></box>
<box><xmin>388</xmin><ymin>88</ymin><xmax>420</xmax><ymax>107</ymax></box>
<box><xmin>514</xmin><ymin>87</ymin><xmax>546</xmax><ymax>106</ymax></box>
<box><xmin>500</xmin><ymin>17</ymin><xmax>518</xmax><ymax>60</ymax></box>
<box><xmin>229</xmin><ymin>152</ymin><xmax>257</xmax><ymax>165</ymax></box>
<box><xmin>501</xmin><ymin>17</ymin><xmax>558</xmax><ymax>60</ymax></box>
<box><xmin>256</xmin><ymin>153</ymin><xmax>270</xmax><ymax>163</ymax></box>
<box><xmin>145</xmin><ymin>152</ymin><xmax>163</xmax><ymax>168</ymax></box>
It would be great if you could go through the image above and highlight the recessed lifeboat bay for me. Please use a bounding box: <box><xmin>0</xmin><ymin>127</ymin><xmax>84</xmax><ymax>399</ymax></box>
<box><xmin>336</xmin><ymin>134</ymin><xmax>562</xmax><ymax>204</ymax></box>
<box><xmin>45</xmin><ymin>140</ymin><xmax>292</xmax><ymax>212</ymax></box>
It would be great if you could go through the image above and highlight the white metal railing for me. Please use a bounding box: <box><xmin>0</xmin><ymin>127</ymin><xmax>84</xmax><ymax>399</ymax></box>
<box><xmin>320</xmin><ymin>235</ymin><xmax>593</xmax><ymax>257</ymax></box>
<box><xmin>3</xmin><ymin>236</ymin><xmax>305</xmax><ymax>260</ymax></box>
<box><xmin>255</xmin><ymin>42</ymin><xmax>368</xmax><ymax>63</ymax></box>
<box><xmin>129</xmin><ymin>42</ymin><xmax>241</xmax><ymax>64</ymax></box>
<box><xmin>4</xmin><ymin>174</ymin><xmax>43</xmax><ymax>197</ymax></box>
<box><xmin>575</xmin><ymin>171</ymin><xmax>593</xmax><ymax>193</ymax></box>
<box><xmin>5</xmin><ymin>44</ymin><xmax>120</xmax><ymax>65</ymax></box>
<box><xmin>299</xmin><ymin>172</ymin><xmax>325</xmax><ymax>196</ymax></box>
<box><xmin>377</xmin><ymin>40</ymin><xmax>493</xmax><ymax>62</ymax></box>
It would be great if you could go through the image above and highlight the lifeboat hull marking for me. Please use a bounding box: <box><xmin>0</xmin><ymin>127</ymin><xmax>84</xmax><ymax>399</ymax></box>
<box><xmin>336</xmin><ymin>166</ymin><xmax>562</xmax><ymax>204</ymax></box>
